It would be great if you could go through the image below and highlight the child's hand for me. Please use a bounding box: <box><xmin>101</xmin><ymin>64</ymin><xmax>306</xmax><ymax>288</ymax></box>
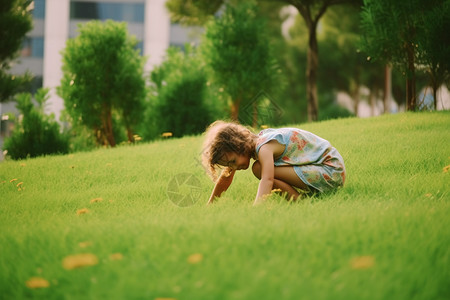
<box><xmin>253</xmin><ymin>193</ymin><xmax>270</xmax><ymax>206</ymax></box>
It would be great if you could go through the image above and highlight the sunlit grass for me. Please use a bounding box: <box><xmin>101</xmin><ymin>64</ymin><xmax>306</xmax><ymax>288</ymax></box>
<box><xmin>0</xmin><ymin>112</ymin><xmax>449</xmax><ymax>299</ymax></box>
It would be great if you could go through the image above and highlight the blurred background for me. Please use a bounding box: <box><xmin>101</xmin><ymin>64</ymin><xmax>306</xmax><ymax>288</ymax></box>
<box><xmin>1</xmin><ymin>0</ymin><xmax>449</xmax><ymax>160</ymax></box>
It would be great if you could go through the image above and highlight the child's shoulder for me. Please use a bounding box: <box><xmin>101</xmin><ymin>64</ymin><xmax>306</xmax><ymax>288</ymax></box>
<box><xmin>256</xmin><ymin>128</ymin><xmax>294</xmax><ymax>148</ymax></box>
<box><xmin>258</xmin><ymin>127</ymin><xmax>300</xmax><ymax>137</ymax></box>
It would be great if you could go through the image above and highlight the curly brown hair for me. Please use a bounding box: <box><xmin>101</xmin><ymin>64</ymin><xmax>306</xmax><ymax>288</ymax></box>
<box><xmin>201</xmin><ymin>121</ymin><xmax>257</xmax><ymax>181</ymax></box>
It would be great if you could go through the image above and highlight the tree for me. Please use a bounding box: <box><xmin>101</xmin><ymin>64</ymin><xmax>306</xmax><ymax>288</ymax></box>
<box><xmin>0</xmin><ymin>0</ymin><xmax>33</xmax><ymax>102</ymax></box>
<box><xmin>419</xmin><ymin>1</ymin><xmax>450</xmax><ymax>109</ymax></box>
<box><xmin>281</xmin><ymin>0</ymin><xmax>361</xmax><ymax>121</ymax></box>
<box><xmin>166</xmin><ymin>0</ymin><xmax>223</xmax><ymax>25</ymax></box>
<box><xmin>201</xmin><ymin>1</ymin><xmax>280</xmax><ymax>123</ymax></box>
<box><xmin>58</xmin><ymin>20</ymin><xmax>146</xmax><ymax>147</ymax></box>
<box><xmin>166</xmin><ymin>0</ymin><xmax>360</xmax><ymax>122</ymax></box>
<box><xmin>360</xmin><ymin>0</ymin><xmax>448</xmax><ymax>111</ymax></box>
<box><xmin>317</xmin><ymin>4</ymin><xmax>366</xmax><ymax>115</ymax></box>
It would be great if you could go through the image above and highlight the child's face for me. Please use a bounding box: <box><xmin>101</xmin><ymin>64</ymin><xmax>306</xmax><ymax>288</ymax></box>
<box><xmin>218</xmin><ymin>152</ymin><xmax>251</xmax><ymax>171</ymax></box>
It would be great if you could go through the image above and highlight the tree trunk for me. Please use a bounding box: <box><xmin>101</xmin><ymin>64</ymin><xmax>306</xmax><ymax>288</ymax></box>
<box><xmin>352</xmin><ymin>85</ymin><xmax>359</xmax><ymax>117</ymax></box>
<box><xmin>306</xmin><ymin>24</ymin><xmax>319</xmax><ymax>122</ymax></box>
<box><xmin>230</xmin><ymin>98</ymin><xmax>241</xmax><ymax>121</ymax></box>
<box><xmin>406</xmin><ymin>45</ymin><xmax>416</xmax><ymax>111</ymax></box>
<box><xmin>352</xmin><ymin>68</ymin><xmax>360</xmax><ymax>117</ymax></box>
<box><xmin>291</xmin><ymin>1</ymin><xmax>330</xmax><ymax>122</ymax></box>
<box><xmin>429</xmin><ymin>70</ymin><xmax>438</xmax><ymax>110</ymax></box>
<box><xmin>126</xmin><ymin>127</ymin><xmax>134</xmax><ymax>143</ymax></box>
<box><xmin>433</xmin><ymin>86</ymin><xmax>438</xmax><ymax>110</ymax></box>
<box><xmin>369</xmin><ymin>87</ymin><xmax>376</xmax><ymax>116</ymax></box>
<box><xmin>383</xmin><ymin>65</ymin><xmax>391</xmax><ymax>114</ymax></box>
<box><xmin>102</xmin><ymin>103</ymin><xmax>116</xmax><ymax>147</ymax></box>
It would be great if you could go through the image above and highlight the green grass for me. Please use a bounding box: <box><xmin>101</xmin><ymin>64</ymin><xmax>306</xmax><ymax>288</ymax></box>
<box><xmin>1</xmin><ymin>112</ymin><xmax>449</xmax><ymax>300</ymax></box>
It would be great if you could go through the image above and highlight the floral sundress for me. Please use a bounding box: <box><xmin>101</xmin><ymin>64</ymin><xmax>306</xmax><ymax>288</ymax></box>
<box><xmin>255</xmin><ymin>128</ymin><xmax>346</xmax><ymax>193</ymax></box>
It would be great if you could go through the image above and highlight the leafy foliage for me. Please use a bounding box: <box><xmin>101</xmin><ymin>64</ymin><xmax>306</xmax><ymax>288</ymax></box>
<box><xmin>360</xmin><ymin>0</ymin><xmax>449</xmax><ymax>110</ymax></box>
<box><xmin>141</xmin><ymin>46</ymin><xmax>215</xmax><ymax>139</ymax></box>
<box><xmin>0</xmin><ymin>0</ymin><xmax>33</xmax><ymax>102</ymax></box>
<box><xmin>165</xmin><ymin>0</ymin><xmax>223</xmax><ymax>25</ymax></box>
<box><xmin>58</xmin><ymin>20</ymin><xmax>146</xmax><ymax>147</ymax></box>
<box><xmin>201</xmin><ymin>1</ymin><xmax>281</xmax><ymax>123</ymax></box>
<box><xmin>418</xmin><ymin>1</ymin><xmax>450</xmax><ymax>107</ymax></box>
<box><xmin>4</xmin><ymin>88</ymin><xmax>69</xmax><ymax>159</ymax></box>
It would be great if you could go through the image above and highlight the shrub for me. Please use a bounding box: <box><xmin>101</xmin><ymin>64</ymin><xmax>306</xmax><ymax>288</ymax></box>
<box><xmin>140</xmin><ymin>46</ymin><xmax>215</xmax><ymax>139</ymax></box>
<box><xmin>4</xmin><ymin>88</ymin><xmax>69</xmax><ymax>159</ymax></box>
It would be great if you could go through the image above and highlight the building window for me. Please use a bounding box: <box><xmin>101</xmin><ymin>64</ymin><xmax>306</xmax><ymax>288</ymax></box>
<box><xmin>70</xmin><ymin>1</ymin><xmax>144</xmax><ymax>23</ymax></box>
<box><xmin>21</xmin><ymin>37</ymin><xmax>44</xmax><ymax>58</ymax></box>
<box><xmin>32</xmin><ymin>0</ymin><xmax>46</xmax><ymax>19</ymax></box>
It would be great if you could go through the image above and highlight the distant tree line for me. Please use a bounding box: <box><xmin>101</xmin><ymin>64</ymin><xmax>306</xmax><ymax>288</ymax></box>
<box><xmin>167</xmin><ymin>0</ymin><xmax>449</xmax><ymax>119</ymax></box>
<box><xmin>2</xmin><ymin>0</ymin><xmax>449</xmax><ymax>159</ymax></box>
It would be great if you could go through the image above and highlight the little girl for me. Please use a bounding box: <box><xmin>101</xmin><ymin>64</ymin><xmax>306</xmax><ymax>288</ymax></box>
<box><xmin>201</xmin><ymin>121</ymin><xmax>346</xmax><ymax>205</ymax></box>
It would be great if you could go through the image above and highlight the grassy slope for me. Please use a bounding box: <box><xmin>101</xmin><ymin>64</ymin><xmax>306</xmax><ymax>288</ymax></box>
<box><xmin>0</xmin><ymin>112</ymin><xmax>449</xmax><ymax>300</ymax></box>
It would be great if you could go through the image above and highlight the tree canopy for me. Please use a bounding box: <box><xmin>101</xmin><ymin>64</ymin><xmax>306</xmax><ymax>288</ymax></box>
<box><xmin>166</xmin><ymin>0</ymin><xmax>361</xmax><ymax>122</ymax></box>
<box><xmin>142</xmin><ymin>45</ymin><xmax>214</xmax><ymax>139</ymax></box>
<box><xmin>58</xmin><ymin>20</ymin><xmax>147</xmax><ymax>147</ymax></box>
<box><xmin>200</xmin><ymin>1</ymin><xmax>281</xmax><ymax>123</ymax></box>
<box><xmin>0</xmin><ymin>0</ymin><xmax>33</xmax><ymax>102</ymax></box>
<box><xmin>360</xmin><ymin>0</ymin><xmax>450</xmax><ymax>111</ymax></box>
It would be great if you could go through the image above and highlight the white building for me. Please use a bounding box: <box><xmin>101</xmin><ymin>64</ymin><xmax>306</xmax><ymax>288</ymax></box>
<box><xmin>0</xmin><ymin>0</ymin><xmax>199</xmax><ymax>154</ymax></box>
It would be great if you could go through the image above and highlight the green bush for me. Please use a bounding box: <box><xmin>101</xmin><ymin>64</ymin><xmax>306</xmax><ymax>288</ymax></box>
<box><xmin>4</xmin><ymin>88</ymin><xmax>69</xmax><ymax>159</ymax></box>
<box><xmin>140</xmin><ymin>46</ymin><xmax>216</xmax><ymax>139</ymax></box>
<box><xmin>59</xmin><ymin>110</ymin><xmax>97</xmax><ymax>153</ymax></box>
<box><xmin>58</xmin><ymin>20</ymin><xmax>146</xmax><ymax>147</ymax></box>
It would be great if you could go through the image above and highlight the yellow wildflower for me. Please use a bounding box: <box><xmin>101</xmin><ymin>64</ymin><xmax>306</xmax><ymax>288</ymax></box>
<box><xmin>109</xmin><ymin>253</ymin><xmax>123</xmax><ymax>261</ymax></box>
<box><xmin>350</xmin><ymin>256</ymin><xmax>375</xmax><ymax>270</ymax></box>
<box><xmin>90</xmin><ymin>197</ymin><xmax>103</xmax><ymax>203</ymax></box>
<box><xmin>62</xmin><ymin>253</ymin><xmax>98</xmax><ymax>270</ymax></box>
<box><xmin>77</xmin><ymin>208</ymin><xmax>89</xmax><ymax>215</ymax></box>
<box><xmin>26</xmin><ymin>277</ymin><xmax>50</xmax><ymax>289</ymax></box>
<box><xmin>187</xmin><ymin>253</ymin><xmax>203</xmax><ymax>264</ymax></box>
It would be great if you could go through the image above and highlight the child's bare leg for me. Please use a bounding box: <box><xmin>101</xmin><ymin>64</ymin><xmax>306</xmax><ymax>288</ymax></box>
<box><xmin>252</xmin><ymin>161</ymin><xmax>309</xmax><ymax>200</ymax></box>
<box><xmin>273</xmin><ymin>179</ymin><xmax>300</xmax><ymax>200</ymax></box>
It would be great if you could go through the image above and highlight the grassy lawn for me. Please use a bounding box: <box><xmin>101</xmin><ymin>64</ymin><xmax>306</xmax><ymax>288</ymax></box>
<box><xmin>0</xmin><ymin>112</ymin><xmax>449</xmax><ymax>300</ymax></box>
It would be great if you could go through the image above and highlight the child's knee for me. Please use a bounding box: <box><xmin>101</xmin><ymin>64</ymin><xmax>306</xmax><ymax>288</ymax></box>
<box><xmin>252</xmin><ymin>161</ymin><xmax>261</xmax><ymax>179</ymax></box>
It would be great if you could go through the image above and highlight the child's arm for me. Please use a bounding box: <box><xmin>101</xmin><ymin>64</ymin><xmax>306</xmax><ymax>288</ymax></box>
<box><xmin>253</xmin><ymin>144</ymin><xmax>275</xmax><ymax>205</ymax></box>
<box><xmin>207</xmin><ymin>168</ymin><xmax>236</xmax><ymax>204</ymax></box>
